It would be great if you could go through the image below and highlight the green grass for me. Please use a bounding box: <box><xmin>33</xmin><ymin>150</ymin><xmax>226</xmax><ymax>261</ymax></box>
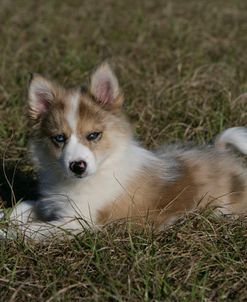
<box><xmin>0</xmin><ymin>0</ymin><xmax>247</xmax><ymax>300</ymax></box>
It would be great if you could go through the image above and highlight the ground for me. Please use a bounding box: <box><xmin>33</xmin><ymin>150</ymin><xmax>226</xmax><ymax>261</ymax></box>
<box><xmin>0</xmin><ymin>0</ymin><xmax>247</xmax><ymax>301</ymax></box>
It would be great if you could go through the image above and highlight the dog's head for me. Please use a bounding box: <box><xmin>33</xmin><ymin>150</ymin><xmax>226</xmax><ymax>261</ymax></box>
<box><xmin>28</xmin><ymin>63</ymin><xmax>132</xmax><ymax>179</ymax></box>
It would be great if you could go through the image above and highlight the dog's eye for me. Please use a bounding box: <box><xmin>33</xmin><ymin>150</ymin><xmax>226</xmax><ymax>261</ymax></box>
<box><xmin>51</xmin><ymin>134</ymin><xmax>66</xmax><ymax>144</ymax></box>
<box><xmin>86</xmin><ymin>132</ymin><xmax>102</xmax><ymax>142</ymax></box>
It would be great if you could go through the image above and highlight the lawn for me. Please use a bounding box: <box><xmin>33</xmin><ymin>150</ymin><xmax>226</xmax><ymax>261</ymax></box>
<box><xmin>0</xmin><ymin>0</ymin><xmax>247</xmax><ymax>301</ymax></box>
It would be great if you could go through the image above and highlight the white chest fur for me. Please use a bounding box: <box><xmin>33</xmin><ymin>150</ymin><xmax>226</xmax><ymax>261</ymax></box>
<box><xmin>39</xmin><ymin>143</ymin><xmax>156</xmax><ymax>224</ymax></box>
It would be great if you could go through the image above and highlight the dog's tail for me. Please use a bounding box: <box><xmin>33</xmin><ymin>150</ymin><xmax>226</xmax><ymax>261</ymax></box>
<box><xmin>215</xmin><ymin>127</ymin><xmax>247</xmax><ymax>155</ymax></box>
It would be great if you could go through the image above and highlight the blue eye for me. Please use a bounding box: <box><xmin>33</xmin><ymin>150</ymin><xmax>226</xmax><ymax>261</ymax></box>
<box><xmin>52</xmin><ymin>134</ymin><xmax>66</xmax><ymax>144</ymax></box>
<box><xmin>86</xmin><ymin>132</ymin><xmax>102</xmax><ymax>141</ymax></box>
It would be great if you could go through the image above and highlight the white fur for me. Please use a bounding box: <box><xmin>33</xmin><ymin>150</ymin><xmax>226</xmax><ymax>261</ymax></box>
<box><xmin>66</xmin><ymin>93</ymin><xmax>79</xmax><ymax>131</ymax></box>
<box><xmin>62</xmin><ymin>134</ymin><xmax>97</xmax><ymax>176</ymax></box>
<box><xmin>215</xmin><ymin>127</ymin><xmax>247</xmax><ymax>155</ymax></box>
<box><xmin>44</xmin><ymin>141</ymin><xmax>156</xmax><ymax>225</ymax></box>
<box><xmin>6</xmin><ymin>201</ymin><xmax>83</xmax><ymax>240</ymax></box>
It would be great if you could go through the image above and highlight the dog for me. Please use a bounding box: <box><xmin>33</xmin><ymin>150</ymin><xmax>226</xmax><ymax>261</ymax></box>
<box><xmin>1</xmin><ymin>63</ymin><xmax>247</xmax><ymax>240</ymax></box>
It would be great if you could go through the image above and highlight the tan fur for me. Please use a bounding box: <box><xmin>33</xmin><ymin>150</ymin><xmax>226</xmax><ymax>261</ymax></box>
<box><xmin>30</xmin><ymin>86</ymin><xmax>73</xmax><ymax>158</ymax></box>
<box><xmin>97</xmin><ymin>151</ymin><xmax>247</xmax><ymax>228</ymax></box>
<box><xmin>76</xmin><ymin>94</ymin><xmax>131</xmax><ymax>154</ymax></box>
<box><xmin>97</xmin><ymin>159</ymin><xmax>197</xmax><ymax>227</ymax></box>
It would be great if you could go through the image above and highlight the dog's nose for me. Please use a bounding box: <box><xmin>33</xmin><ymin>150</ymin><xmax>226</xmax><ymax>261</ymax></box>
<box><xmin>69</xmin><ymin>160</ymin><xmax>87</xmax><ymax>176</ymax></box>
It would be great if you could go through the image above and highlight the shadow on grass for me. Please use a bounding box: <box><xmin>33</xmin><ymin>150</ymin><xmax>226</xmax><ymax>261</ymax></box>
<box><xmin>0</xmin><ymin>160</ymin><xmax>39</xmax><ymax>208</ymax></box>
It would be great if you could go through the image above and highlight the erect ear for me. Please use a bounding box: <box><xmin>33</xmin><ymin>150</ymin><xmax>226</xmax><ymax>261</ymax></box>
<box><xmin>90</xmin><ymin>63</ymin><xmax>123</xmax><ymax>109</ymax></box>
<box><xmin>28</xmin><ymin>74</ymin><xmax>56</xmax><ymax>119</ymax></box>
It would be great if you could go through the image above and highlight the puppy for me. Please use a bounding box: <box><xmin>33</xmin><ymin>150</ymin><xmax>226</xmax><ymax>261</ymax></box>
<box><xmin>2</xmin><ymin>63</ymin><xmax>247</xmax><ymax>240</ymax></box>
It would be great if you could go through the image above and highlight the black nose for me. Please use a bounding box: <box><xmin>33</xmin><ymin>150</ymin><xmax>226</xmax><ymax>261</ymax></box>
<box><xmin>69</xmin><ymin>160</ymin><xmax>87</xmax><ymax>176</ymax></box>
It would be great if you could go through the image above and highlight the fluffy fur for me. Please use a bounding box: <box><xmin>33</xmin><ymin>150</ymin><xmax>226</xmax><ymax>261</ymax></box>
<box><xmin>3</xmin><ymin>64</ymin><xmax>247</xmax><ymax>240</ymax></box>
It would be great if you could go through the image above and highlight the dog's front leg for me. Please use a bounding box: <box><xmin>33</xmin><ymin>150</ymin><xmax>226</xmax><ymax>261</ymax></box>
<box><xmin>12</xmin><ymin>217</ymin><xmax>85</xmax><ymax>241</ymax></box>
<box><xmin>1</xmin><ymin>200</ymin><xmax>85</xmax><ymax>241</ymax></box>
<box><xmin>0</xmin><ymin>200</ymin><xmax>36</xmax><ymax>239</ymax></box>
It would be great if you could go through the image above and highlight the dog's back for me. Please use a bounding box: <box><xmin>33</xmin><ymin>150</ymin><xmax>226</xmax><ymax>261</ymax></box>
<box><xmin>97</xmin><ymin>127</ymin><xmax>247</xmax><ymax>228</ymax></box>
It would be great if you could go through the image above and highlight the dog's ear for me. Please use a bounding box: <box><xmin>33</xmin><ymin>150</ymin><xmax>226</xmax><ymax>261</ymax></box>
<box><xmin>28</xmin><ymin>74</ymin><xmax>56</xmax><ymax>119</ymax></box>
<box><xmin>90</xmin><ymin>63</ymin><xmax>123</xmax><ymax>110</ymax></box>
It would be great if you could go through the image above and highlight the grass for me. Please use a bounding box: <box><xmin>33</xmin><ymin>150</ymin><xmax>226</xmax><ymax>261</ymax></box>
<box><xmin>0</xmin><ymin>0</ymin><xmax>247</xmax><ymax>300</ymax></box>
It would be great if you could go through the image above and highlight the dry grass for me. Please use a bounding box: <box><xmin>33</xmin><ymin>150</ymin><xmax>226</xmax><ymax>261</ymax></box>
<box><xmin>1</xmin><ymin>215</ymin><xmax>247</xmax><ymax>301</ymax></box>
<box><xmin>0</xmin><ymin>0</ymin><xmax>247</xmax><ymax>301</ymax></box>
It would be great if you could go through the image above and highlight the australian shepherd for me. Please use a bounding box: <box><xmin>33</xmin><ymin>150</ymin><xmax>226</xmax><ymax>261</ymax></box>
<box><xmin>1</xmin><ymin>63</ymin><xmax>247</xmax><ymax>240</ymax></box>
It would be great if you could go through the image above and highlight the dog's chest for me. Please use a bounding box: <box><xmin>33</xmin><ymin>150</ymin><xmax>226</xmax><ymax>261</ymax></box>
<box><xmin>60</xmin><ymin>170</ymin><xmax>129</xmax><ymax>222</ymax></box>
